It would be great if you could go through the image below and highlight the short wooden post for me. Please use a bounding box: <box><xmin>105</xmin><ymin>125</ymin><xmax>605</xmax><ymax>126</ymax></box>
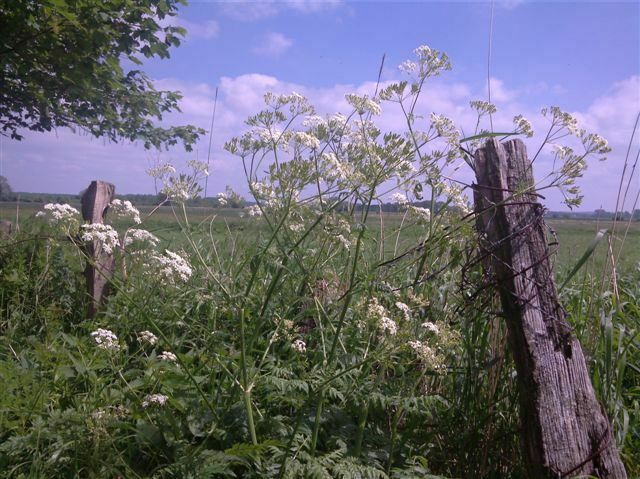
<box><xmin>81</xmin><ymin>180</ymin><xmax>116</xmax><ymax>318</ymax></box>
<box><xmin>473</xmin><ymin>139</ymin><xmax>626</xmax><ymax>478</ymax></box>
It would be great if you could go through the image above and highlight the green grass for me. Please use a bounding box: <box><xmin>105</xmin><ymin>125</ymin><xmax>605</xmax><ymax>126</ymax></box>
<box><xmin>3</xmin><ymin>202</ymin><xmax>638</xmax><ymax>275</ymax></box>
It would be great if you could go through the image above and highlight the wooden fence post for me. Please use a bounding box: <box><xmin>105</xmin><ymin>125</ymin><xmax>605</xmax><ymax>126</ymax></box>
<box><xmin>81</xmin><ymin>180</ymin><xmax>116</xmax><ymax>318</ymax></box>
<box><xmin>473</xmin><ymin>139</ymin><xmax>626</xmax><ymax>478</ymax></box>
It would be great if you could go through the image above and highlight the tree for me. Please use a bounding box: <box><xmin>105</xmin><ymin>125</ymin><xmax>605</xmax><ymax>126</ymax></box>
<box><xmin>0</xmin><ymin>0</ymin><xmax>205</xmax><ymax>150</ymax></box>
<box><xmin>0</xmin><ymin>176</ymin><xmax>13</xmax><ymax>200</ymax></box>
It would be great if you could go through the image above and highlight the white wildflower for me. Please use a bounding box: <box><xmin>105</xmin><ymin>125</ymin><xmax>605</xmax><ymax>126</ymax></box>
<box><xmin>335</xmin><ymin>234</ymin><xmax>351</xmax><ymax>250</ymax></box>
<box><xmin>158</xmin><ymin>351</ymin><xmax>178</xmax><ymax>362</ymax></box>
<box><xmin>80</xmin><ymin>224</ymin><xmax>120</xmax><ymax>254</ymax></box>
<box><xmin>390</xmin><ymin>193</ymin><xmax>409</xmax><ymax>207</ymax></box>
<box><xmin>246</xmin><ymin>205</ymin><xmax>263</xmax><ymax>217</ymax></box>
<box><xmin>292</xmin><ymin>339</ymin><xmax>307</xmax><ymax>353</ymax></box>
<box><xmin>408</xmin><ymin>340</ymin><xmax>436</xmax><ymax>362</ymax></box>
<box><xmin>470</xmin><ymin>100</ymin><xmax>497</xmax><ymax>116</ymax></box>
<box><xmin>430</xmin><ymin>113</ymin><xmax>458</xmax><ymax>139</ymax></box>
<box><xmin>147</xmin><ymin>163</ymin><xmax>176</xmax><ymax>179</ymax></box>
<box><xmin>142</xmin><ymin>393</ymin><xmax>168</xmax><ymax>408</ymax></box>
<box><xmin>151</xmin><ymin>250</ymin><xmax>193</xmax><ymax>285</ymax></box>
<box><xmin>124</xmin><ymin>228</ymin><xmax>159</xmax><ymax>248</ymax></box>
<box><xmin>513</xmin><ymin>115</ymin><xmax>534</xmax><ymax>138</ymax></box>
<box><xmin>379</xmin><ymin>316</ymin><xmax>398</xmax><ymax>336</ymax></box>
<box><xmin>398</xmin><ymin>60</ymin><xmax>417</xmax><ymax>74</ymax></box>
<box><xmin>110</xmin><ymin>199</ymin><xmax>141</xmax><ymax>224</ymax></box>
<box><xmin>293</xmin><ymin>131</ymin><xmax>320</xmax><ymax>150</ymax></box>
<box><xmin>345</xmin><ymin>93</ymin><xmax>382</xmax><ymax>116</ymax></box>
<box><xmin>408</xmin><ymin>206</ymin><xmax>431</xmax><ymax>221</ymax></box>
<box><xmin>395</xmin><ymin>301</ymin><xmax>411</xmax><ymax>320</ymax></box>
<box><xmin>368</xmin><ymin>298</ymin><xmax>397</xmax><ymax>336</ymax></box>
<box><xmin>91</xmin><ymin>329</ymin><xmax>121</xmax><ymax>351</ymax></box>
<box><xmin>217</xmin><ymin>192</ymin><xmax>228</xmax><ymax>206</ymax></box>
<box><xmin>421</xmin><ymin>322</ymin><xmax>439</xmax><ymax>334</ymax></box>
<box><xmin>187</xmin><ymin>159</ymin><xmax>209</xmax><ymax>177</ymax></box>
<box><xmin>138</xmin><ymin>330</ymin><xmax>158</xmax><ymax>345</ymax></box>
<box><xmin>36</xmin><ymin>203</ymin><xmax>80</xmax><ymax>229</ymax></box>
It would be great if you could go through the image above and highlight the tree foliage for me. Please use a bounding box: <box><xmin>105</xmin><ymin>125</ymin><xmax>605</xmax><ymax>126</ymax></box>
<box><xmin>0</xmin><ymin>0</ymin><xmax>205</xmax><ymax>150</ymax></box>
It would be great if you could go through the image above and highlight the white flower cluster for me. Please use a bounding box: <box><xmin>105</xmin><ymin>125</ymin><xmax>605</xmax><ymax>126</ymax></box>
<box><xmin>408</xmin><ymin>340</ymin><xmax>437</xmax><ymax>363</ymax></box>
<box><xmin>91</xmin><ymin>328</ymin><xmax>121</xmax><ymax>351</ymax></box>
<box><xmin>395</xmin><ymin>301</ymin><xmax>411</xmax><ymax>321</ymax></box>
<box><xmin>187</xmin><ymin>159</ymin><xmax>209</xmax><ymax>177</ymax></box>
<box><xmin>142</xmin><ymin>393</ymin><xmax>168</xmax><ymax>408</ymax></box>
<box><xmin>405</xmin><ymin>45</ymin><xmax>452</xmax><ymax>78</ymax></box>
<box><xmin>151</xmin><ymin>250</ymin><xmax>193</xmax><ymax>285</ymax></box>
<box><xmin>345</xmin><ymin>93</ymin><xmax>382</xmax><ymax>116</ymax></box>
<box><xmin>110</xmin><ymin>199</ymin><xmax>141</xmax><ymax>224</ymax></box>
<box><xmin>408</xmin><ymin>206</ymin><xmax>431</xmax><ymax>222</ymax></box>
<box><xmin>429</xmin><ymin>113</ymin><xmax>460</xmax><ymax>146</ymax></box>
<box><xmin>161</xmin><ymin>176</ymin><xmax>194</xmax><ymax>202</ymax></box>
<box><xmin>138</xmin><ymin>330</ymin><xmax>158</xmax><ymax>345</ymax></box>
<box><xmin>582</xmin><ymin>133</ymin><xmax>611</xmax><ymax>156</ymax></box>
<box><xmin>390</xmin><ymin>193</ymin><xmax>409</xmax><ymax>207</ymax></box>
<box><xmin>35</xmin><ymin>203</ymin><xmax>80</xmax><ymax>229</ymax></box>
<box><xmin>147</xmin><ymin>163</ymin><xmax>176</xmax><ymax>179</ymax></box>
<box><xmin>80</xmin><ymin>223</ymin><xmax>120</xmax><ymax>254</ymax></box>
<box><xmin>543</xmin><ymin>106</ymin><xmax>579</xmax><ymax>135</ymax></box>
<box><xmin>217</xmin><ymin>192</ymin><xmax>228</xmax><ymax>206</ymax></box>
<box><xmin>421</xmin><ymin>322</ymin><xmax>439</xmax><ymax>334</ymax></box>
<box><xmin>245</xmin><ymin>205</ymin><xmax>263</xmax><ymax>217</ymax></box>
<box><xmin>513</xmin><ymin>115</ymin><xmax>534</xmax><ymax>138</ymax></box>
<box><xmin>158</xmin><ymin>351</ymin><xmax>178</xmax><ymax>362</ymax></box>
<box><xmin>124</xmin><ymin>229</ymin><xmax>159</xmax><ymax>248</ymax></box>
<box><xmin>368</xmin><ymin>298</ymin><xmax>397</xmax><ymax>336</ymax></box>
<box><xmin>293</xmin><ymin>131</ymin><xmax>321</xmax><ymax>150</ymax></box>
<box><xmin>292</xmin><ymin>339</ymin><xmax>307</xmax><ymax>353</ymax></box>
<box><xmin>470</xmin><ymin>100</ymin><xmax>497</xmax><ymax>116</ymax></box>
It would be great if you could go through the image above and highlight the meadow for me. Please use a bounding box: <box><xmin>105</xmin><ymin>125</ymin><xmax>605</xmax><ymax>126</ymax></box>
<box><xmin>1</xmin><ymin>50</ymin><xmax>639</xmax><ymax>478</ymax></box>
<box><xmin>0</xmin><ymin>195</ymin><xmax>638</xmax><ymax>478</ymax></box>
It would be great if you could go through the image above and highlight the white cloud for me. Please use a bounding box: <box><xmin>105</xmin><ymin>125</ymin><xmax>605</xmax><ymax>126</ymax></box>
<box><xmin>221</xmin><ymin>0</ymin><xmax>342</xmax><ymax>21</ymax></box>
<box><xmin>252</xmin><ymin>32</ymin><xmax>293</xmax><ymax>56</ymax></box>
<box><xmin>4</xmin><ymin>71</ymin><xmax>637</xmax><ymax>211</ymax></box>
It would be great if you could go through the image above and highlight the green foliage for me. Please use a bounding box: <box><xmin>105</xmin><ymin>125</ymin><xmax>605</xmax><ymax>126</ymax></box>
<box><xmin>0</xmin><ymin>0</ymin><xmax>204</xmax><ymax>150</ymax></box>
<box><xmin>0</xmin><ymin>42</ymin><xmax>638</xmax><ymax>479</ymax></box>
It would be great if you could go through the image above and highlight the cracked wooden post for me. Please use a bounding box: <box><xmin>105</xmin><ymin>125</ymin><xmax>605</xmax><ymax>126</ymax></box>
<box><xmin>81</xmin><ymin>180</ymin><xmax>116</xmax><ymax>318</ymax></box>
<box><xmin>473</xmin><ymin>139</ymin><xmax>626</xmax><ymax>478</ymax></box>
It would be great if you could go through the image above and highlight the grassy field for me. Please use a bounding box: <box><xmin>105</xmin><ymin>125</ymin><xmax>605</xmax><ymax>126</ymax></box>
<box><xmin>3</xmin><ymin>201</ymin><xmax>638</xmax><ymax>276</ymax></box>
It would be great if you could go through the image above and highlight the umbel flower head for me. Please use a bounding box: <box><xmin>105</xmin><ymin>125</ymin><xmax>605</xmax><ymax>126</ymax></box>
<box><xmin>91</xmin><ymin>329</ymin><xmax>121</xmax><ymax>351</ymax></box>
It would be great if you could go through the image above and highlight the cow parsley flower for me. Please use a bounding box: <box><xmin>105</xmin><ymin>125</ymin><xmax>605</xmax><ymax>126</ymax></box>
<box><xmin>293</xmin><ymin>131</ymin><xmax>320</xmax><ymax>150</ymax></box>
<box><xmin>151</xmin><ymin>250</ymin><xmax>193</xmax><ymax>285</ymax></box>
<box><xmin>292</xmin><ymin>339</ymin><xmax>307</xmax><ymax>353</ymax></box>
<box><xmin>142</xmin><ymin>393</ymin><xmax>168</xmax><ymax>408</ymax></box>
<box><xmin>147</xmin><ymin>163</ymin><xmax>176</xmax><ymax>179</ymax></box>
<box><xmin>158</xmin><ymin>351</ymin><xmax>178</xmax><ymax>362</ymax></box>
<box><xmin>245</xmin><ymin>205</ymin><xmax>263</xmax><ymax>217</ymax></box>
<box><xmin>124</xmin><ymin>228</ymin><xmax>159</xmax><ymax>248</ymax></box>
<box><xmin>390</xmin><ymin>193</ymin><xmax>409</xmax><ymax>207</ymax></box>
<box><xmin>80</xmin><ymin>224</ymin><xmax>120</xmax><ymax>254</ymax></box>
<box><xmin>217</xmin><ymin>192</ymin><xmax>228</xmax><ymax>206</ymax></box>
<box><xmin>513</xmin><ymin>115</ymin><xmax>534</xmax><ymax>138</ymax></box>
<box><xmin>395</xmin><ymin>302</ymin><xmax>411</xmax><ymax>320</ymax></box>
<box><xmin>91</xmin><ymin>329</ymin><xmax>121</xmax><ymax>351</ymax></box>
<box><xmin>421</xmin><ymin>322</ymin><xmax>440</xmax><ymax>334</ymax></box>
<box><xmin>36</xmin><ymin>203</ymin><xmax>80</xmax><ymax>230</ymax></box>
<box><xmin>110</xmin><ymin>199</ymin><xmax>141</xmax><ymax>224</ymax></box>
<box><xmin>368</xmin><ymin>298</ymin><xmax>397</xmax><ymax>336</ymax></box>
<box><xmin>470</xmin><ymin>100</ymin><xmax>497</xmax><ymax>116</ymax></box>
<box><xmin>346</xmin><ymin>94</ymin><xmax>382</xmax><ymax>116</ymax></box>
<box><xmin>137</xmin><ymin>330</ymin><xmax>159</xmax><ymax>345</ymax></box>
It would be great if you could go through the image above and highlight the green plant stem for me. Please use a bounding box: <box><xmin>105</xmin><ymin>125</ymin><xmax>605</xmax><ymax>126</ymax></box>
<box><xmin>239</xmin><ymin>308</ymin><xmax>258</xmax><ymax>445</ymax></box>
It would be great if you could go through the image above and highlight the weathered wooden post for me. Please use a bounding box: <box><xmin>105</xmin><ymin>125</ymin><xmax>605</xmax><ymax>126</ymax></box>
<box><xmin>81</xmin><ymin>180</ymin><xmax>116</xmax><ymax>318</ymax></box>
<box><xmin>473</xmin><ymin>139</ymin><xmax>626</xmax><ymax>478</ymax></box>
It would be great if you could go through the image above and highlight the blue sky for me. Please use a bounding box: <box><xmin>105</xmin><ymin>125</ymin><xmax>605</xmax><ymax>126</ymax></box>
<box><xmin>2</xmin><ymin>0</ymin><xmax>639</xmax><ymax>210</ymax></box>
